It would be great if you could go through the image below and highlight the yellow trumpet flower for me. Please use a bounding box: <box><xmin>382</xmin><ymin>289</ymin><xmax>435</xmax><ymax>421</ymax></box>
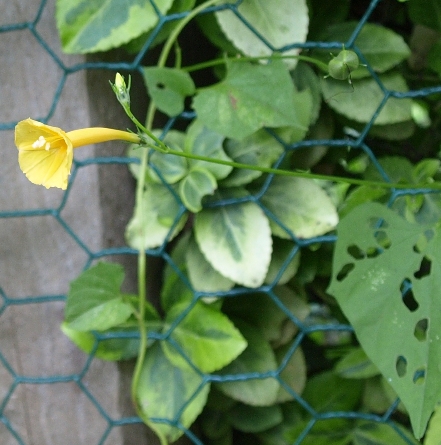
<box><xmin>15</xmin><ymin>118</ymin><xmax>141</xmax><ymax>190</ymax></box>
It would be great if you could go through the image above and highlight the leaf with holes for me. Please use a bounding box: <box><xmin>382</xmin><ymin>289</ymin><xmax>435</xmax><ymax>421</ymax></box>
<box><xmin>328</xmin><ymin>202</ymin><xmax>441</xmax><ymax>438</ymax></box>
<box><xmin>56</xmin><ymin>0</ymin><xmax>173</xmax><ymax>53</ymax></box>
<box><xmin>143</xmin><ymin>67</ymin><xmax>195</xmax><ymax>116</ymax></box>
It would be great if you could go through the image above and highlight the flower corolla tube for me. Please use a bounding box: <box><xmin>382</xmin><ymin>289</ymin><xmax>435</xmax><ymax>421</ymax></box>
<box><xmin>15</xmin><ymin>118</ymin><xmax>141</xmax><ymax>190</ymax></box>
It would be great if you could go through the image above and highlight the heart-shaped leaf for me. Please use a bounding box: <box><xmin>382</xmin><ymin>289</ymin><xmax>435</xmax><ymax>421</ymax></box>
<box><xmin>328</xmin><ymin>202</ymin><xmax>441</xmax><ymax>438</ymax></box>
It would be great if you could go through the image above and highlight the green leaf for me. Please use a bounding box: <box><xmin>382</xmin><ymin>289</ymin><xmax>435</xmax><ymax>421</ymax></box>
<box><xmin>369</xmin><ymin>121</ymin><xmax>416</xmax><ymax>141</ymax></box>
<box><xmin>284</xmin><ymin>419</ymin><xmax>353</xmax><ymax>445</ymax></box>
<box><xmin>194</xmin><ymin>196</ymin><xmax>272</xmax><ymax>287</ymax></box>
<box><xmin>184</xmin><ymin>120</ymin><xmax>232</xmax><ymax>180</ymax></box>
<box><xmin>192</xmin><ymin>60</ymin><xmax>302</xmax><ymax>140</ymax></box>
<box><xmin>292</xmin><ymin>62</ymin><xmax>322</xmax><ymax>125</ymax></box>
<box><xmin>302</xmin><ymin>370</ymin><xmax>363</xmax><ymax>412</ymax></box>
<box><xmin>221</xmin><ymin>129</ymin><xmax>284</xmax><ymax>187</ymax></box>
<box><xmin>424</xmin><ymin>403</ymin><xmax>441</xmax><ymax>445</ymax></box>
<box><xmin>265</xmin><ymin>238</ymin><xmax>301</xmax><ymax>285</ymax></box>
<box><xmin>65</xmin><ymin>262</ymin><xmax>134</xmax><ymax>331</ymax></box>
<box><xmin>428</xmin><ymin>40</ymin><xmax>441</xmax><ymax>76</ymax></box>
<box><xmin>334</xmin><ymin>347</ymin><xmax>380</xmax><ymax>379</ymax></box>
<box><xmin>161</xmin><ymin>234</ymin><xmax>194</xmax><ymax>312</ymax></box>
<box><xmin>124</xmin><ymin>0</ymin><xmax>196</xmax><ymax>53</ymax></box>
<box><xmin>136</xmin><ymin>342</ymin><xmax>210</xmax><ymax>443</ymax></box>
<box><xmin>125</xmin><ymin>182</ymin><xmax>187</xmax><ymax>249</ymax></box>
<box><xmin>328</xmin><ymin>202</ymin><xmax>441</xmax><ymax>438</ymax></box>
<box><xmin>227</xmin><ymin>404</ymin><xmax>283</xmax><ymax>433</ymax></box>
<box><xmin>148</xmin><ymin>131</ymin><xmax>188</xmax><ymax>184</ymax></box>
<box><xmin>290</xmin><ymin>108</ymin><xmax>333</xmax><ymax>170</ymax></box>
<box><xmin>162</xmin><ymin>301</ymin><xmax>247</xmax><ymax>373</ymax></box>
<box><xmin>321</xmin><ymin>73</ymin><xmax>412</xmax><ymax>125</ymax></box>
<box><xmin>257</xmin><ymin>403</ymin><xmax>303</xmax><ymax>445</ymax></box>
<box><xmin>185</xmin><ymin>235</ymin><xmax>234</xmax><ymax>293</ymax></box>
<box><xmin>61</xmin><ymin>323</ymin><xmax>141</xmax><ymax>361</ymax></box>
<box><xmin>351</xmin><ymin>421</ymin><xmax>420</xmax><ymax>445</ymax></box>
<box><xmin>216</xmin><ymin>321</ymin><xmax>280</xmax><ymax>406</ymax></box>
<box><xmin>319</xmin><ymin>22</ymin><xmax>410</xmax><ymax>78</ymax></box>
<box><xmin>200</xmin><ymin>406</ymin><xmax>232</xmax><ymax>441</ymax></box>
<box><xmin>56</xmin><ymin>0</ymin><xmax>173</xmax><ymax>54</ymax></box>
<box><xmin>260</xmin><ymin>177</ymin><xmax>339</xmax><ymax>239</ymax></box>
<box><xmin>215</xmin><ymin>0</ymin><xmax>309</xmax><ymax>69</ymax></box>
<box><xmin>127</xmin><ymin>132</ymin><xmax>188</xmax><ymax>183</ymax></box>
<box><xmin>339</xmin><ymin>186</ymin><xmax>388</xmax><ymax>218</ymax></box>
<box><xmin>408</xmin><ymin>0</ymin><xmax>441</xmax><ymax>31</ymax></box>
<box><xmin>308</xmin><ymin>0</ymin><xmax>350</xmax><ymax>40</ymax></box>
<box><xmin>143</xmin><ymin>67</ymin><xmax>195</xmax><ymax>116</ymax></box>
<box><xmin>364</xmin><ymin>156</ymin><xmax>414</xmax><ymax>184</ymax></box>
<box><xmin>196</xmin><ymin>11</ymin><xmax>238</xmax><ymax>54</ymax></box>
<box><xmin>223</xmin><ymin>286</ymin><xmax>310</xmax><ymax>348</ymax></box>
<box><xmin>362</xmin><ymin>376</ymin><xmax>394</xmax><ymax>414</ymax></box>
<box><xmin>276</xmin><ymin>344</ymin><xmax>307</xmax><ymax>403</ymax></box>
<box><xmin>179</xmin><ymin>168</ymin><xmax>217</xmax><ymax>213</ymax></box>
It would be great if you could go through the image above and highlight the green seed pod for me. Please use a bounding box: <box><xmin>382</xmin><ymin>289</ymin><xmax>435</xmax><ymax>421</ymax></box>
<box><xmin>328</xmin><ymin>49</ymin><xmax>360</xmax><ymax>80</ymax></box>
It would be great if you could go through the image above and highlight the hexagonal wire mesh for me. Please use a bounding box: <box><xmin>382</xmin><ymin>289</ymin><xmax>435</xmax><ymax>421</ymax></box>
<box><xmin>2</xmin><ymin>0</ymin><xmax>441</xmax><ymax>444</ymax></box>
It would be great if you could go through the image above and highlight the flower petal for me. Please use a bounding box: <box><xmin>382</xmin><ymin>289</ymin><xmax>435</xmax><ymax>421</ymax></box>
<box><xmin>15</xmin><ymin>118</ymin><xmax>73</xmax><ymax>189</ymax></box>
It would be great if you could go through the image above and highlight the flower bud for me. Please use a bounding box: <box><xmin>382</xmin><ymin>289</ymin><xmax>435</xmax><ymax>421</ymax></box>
<box><xmin>111</xmin><ymin>72</ymin><xmax>131</xmax><ymax>107</ymax></box>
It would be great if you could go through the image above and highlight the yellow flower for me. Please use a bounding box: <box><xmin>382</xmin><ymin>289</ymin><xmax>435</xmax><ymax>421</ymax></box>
<box><xmin>15</xmin><ymin>118</ymin><xmax>141</xmax><ymax>190</ymax></box>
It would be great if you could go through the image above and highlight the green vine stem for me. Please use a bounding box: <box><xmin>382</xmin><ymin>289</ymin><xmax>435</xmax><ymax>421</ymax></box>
<box><xmin>139</xmin><ymin>144</ymin><xmax>441</xmax><ymax>191</ymax></box>
<box><xmin>130</xmin><ymin>1</ymin><xmax>222</xmax><ymax>441</ymax></box>
<box><xmin>183</xmin><ymin>53</ymin><xmax>330</xmax><ymax>74</ymax></box>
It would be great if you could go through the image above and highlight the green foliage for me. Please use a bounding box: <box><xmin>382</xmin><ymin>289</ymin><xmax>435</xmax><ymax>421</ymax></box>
<box><xmin>215</xmin><ymin>0</ymin><xmax>309</xmax><ymax>68</ymax></box>
<box><xmin>260</xmin><ymin>177</ymin><xmax>339</xmax><ymax>239</ymax></box>
<box><xmin>136</xmin><ymin>342</ymin><xmax>210</xmax><ymax>443</ymax></box>
<box><xmin>56</xmin><ymin>0</ymin><xmax>441</xmax><ymax>444</ymax></box>
<box><xmin>163</xmin><ymin>301</ymin><xmax>247</xmax><ymax>373</ymax></box>
<box><xmin>194</xmin><ymin>198</ymin><xmax>272</xmax><ymax>288</ymax></box>
<box><xmin>424</xmin><ymin>403</ymin><xmax>441</xmax><ymax>445</ymax></box>
<box><xmin>56</xmin><ymin>0</ymin><xmax>173</xmax><ymax>53</ymax></box>
<box><xmin>193</xmin><ymin>59</ymin><xmax>310</xmax><ymax>140</ymax></box>
<box><xmin>328</xmin><ymin>202</ymin><xmax>441</xmax><ymax>438</ymax></box>
<box><xmin>143</xmin><ymin>67</ymin><xmax>196</xmax><ymax>116</ymax></box>
<box><xmin>322</xmin><ymin>73</ymin><xmax>412</xmax><ymax>125</ymax></box>
<box><xmin>65</xmin><ymin>262</ymin><xmax>136</xmax><ymax>331</ymax></box>
<box><xmin>318</xmin><ymin>22</ymin><xmax>410</xmax><ymax>78</ymax></box>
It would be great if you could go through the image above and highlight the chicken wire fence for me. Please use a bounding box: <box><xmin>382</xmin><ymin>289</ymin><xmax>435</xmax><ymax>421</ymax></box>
<box><xmin>1</xmin><ymin>0</ymin><xmax>441</xmax><ymax>444</ymax></box>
